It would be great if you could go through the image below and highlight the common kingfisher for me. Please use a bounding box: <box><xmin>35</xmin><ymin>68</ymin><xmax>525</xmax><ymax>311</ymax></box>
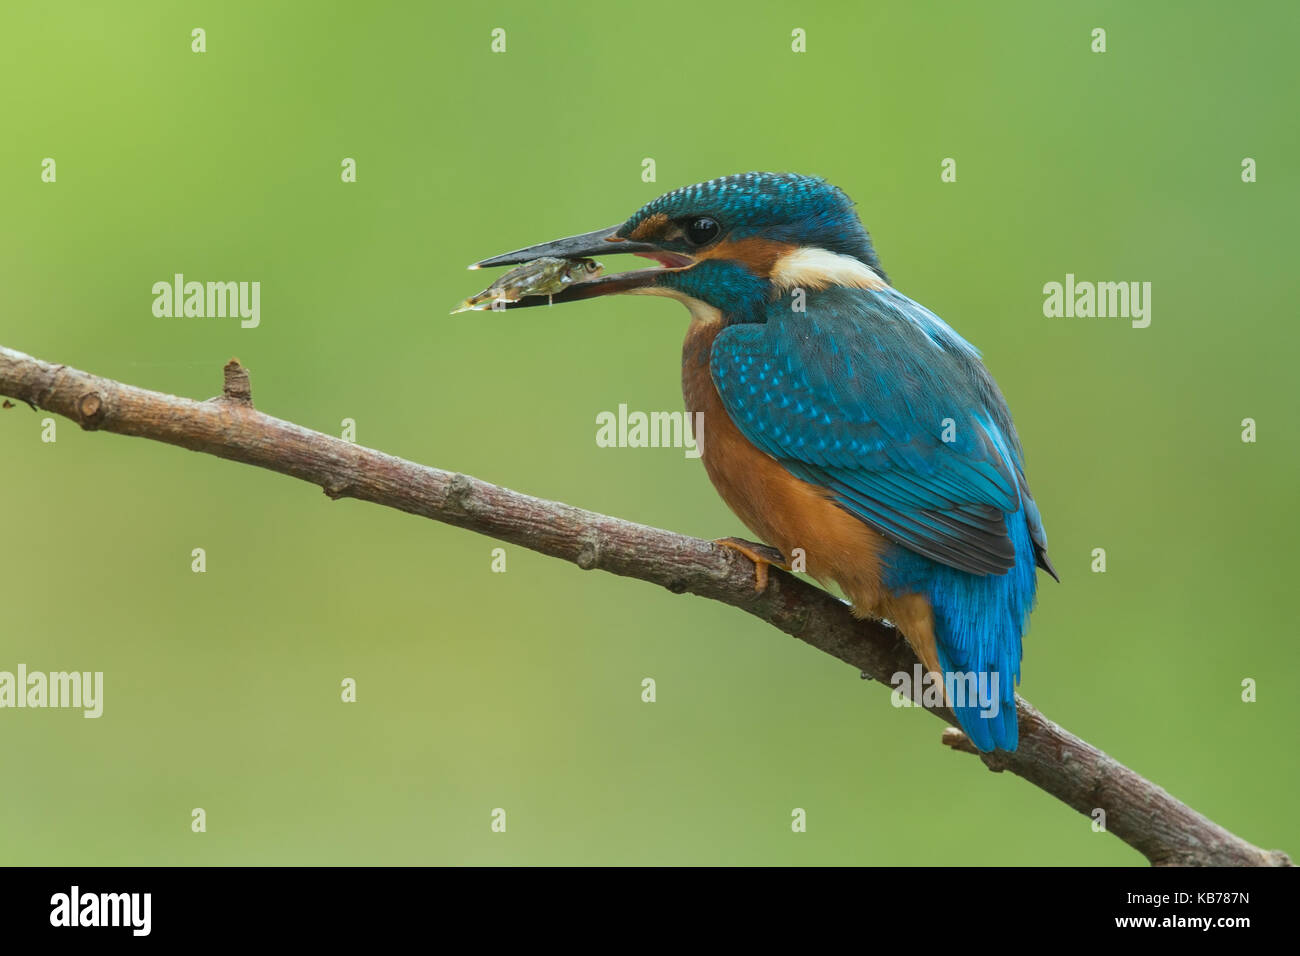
<box><xmin>470</xmin><ymin>172</ymin><xmax>1058</xmax><ymax>752</ymax></box>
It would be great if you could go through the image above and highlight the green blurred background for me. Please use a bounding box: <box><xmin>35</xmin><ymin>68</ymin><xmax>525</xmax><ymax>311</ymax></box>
<box><xmin>2</xmin><ymin>0</ymin><xmax>1296</xmax><ymax>865</ymax></box>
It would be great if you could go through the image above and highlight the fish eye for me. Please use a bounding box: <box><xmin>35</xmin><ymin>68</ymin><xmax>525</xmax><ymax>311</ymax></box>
<box><xmin>684</xmin><ymin>216</ymin><xmax>720</xmax><ymax>246</ymax></box>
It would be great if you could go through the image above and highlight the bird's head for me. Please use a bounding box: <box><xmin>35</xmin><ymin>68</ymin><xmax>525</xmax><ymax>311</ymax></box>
<box><xmin>469</xmin><ymin>172</ymin><xmax>889</xmax><ymax>322</ymax></box>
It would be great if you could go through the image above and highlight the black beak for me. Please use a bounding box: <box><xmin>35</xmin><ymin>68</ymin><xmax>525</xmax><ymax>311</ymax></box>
<box><xmin>470</xmin><ymin>225</ymin><xmax>659</xmax><ymax>269</ymax></box>
<box><xmin>467</xmin><ymin>225</ymin><xmax>692</xmax><ymax>309</ymax></box>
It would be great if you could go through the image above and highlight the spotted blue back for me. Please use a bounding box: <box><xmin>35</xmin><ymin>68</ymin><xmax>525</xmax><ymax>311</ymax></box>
<box><xmin>710</xmin><ymin>284</ymin><xmax>1051</xmax><ymax>750</ymax></box>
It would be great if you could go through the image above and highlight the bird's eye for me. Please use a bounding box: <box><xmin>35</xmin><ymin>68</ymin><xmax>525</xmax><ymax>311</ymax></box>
<box><xmin>685</xmin><ymin>216</ymin><xmax>720</xmax><ymax>245</ymax></box>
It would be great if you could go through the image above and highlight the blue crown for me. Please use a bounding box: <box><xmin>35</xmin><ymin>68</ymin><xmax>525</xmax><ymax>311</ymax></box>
<box><xmin>619</xmin><ymin>172</ymin><xmax>883</xmax><ymax>272</ymax></box>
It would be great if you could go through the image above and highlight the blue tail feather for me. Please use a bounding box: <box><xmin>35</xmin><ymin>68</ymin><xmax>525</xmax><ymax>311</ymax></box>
<box><xmin>935</xmin><ymin>644</ymin><xmax>1019</xmax><ymax>751</ymax></box>
<box><xmin>884</xmin><ymin>508</ymin><xmax>1039</xmax><ymax>753</ymax></box>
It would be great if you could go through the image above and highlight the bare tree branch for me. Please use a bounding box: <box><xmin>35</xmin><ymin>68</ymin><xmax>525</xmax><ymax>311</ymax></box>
<box><xmin>0</xmin><ymin>344</ymin><xmax>1290</xmax><ymax>867</ymax></box>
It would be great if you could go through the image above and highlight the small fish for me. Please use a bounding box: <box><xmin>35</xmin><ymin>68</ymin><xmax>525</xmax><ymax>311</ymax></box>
<box><xmin>451</xmin><ymin>257</ymin><xmax>602</xmax><ymax>314</ymax></box>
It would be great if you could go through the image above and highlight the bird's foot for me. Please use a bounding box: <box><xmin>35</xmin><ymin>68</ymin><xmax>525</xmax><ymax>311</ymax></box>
<box><xmin>713</xmin><ymin>537</ymin><xmax>789</xmax><ymax>592</ymax></box>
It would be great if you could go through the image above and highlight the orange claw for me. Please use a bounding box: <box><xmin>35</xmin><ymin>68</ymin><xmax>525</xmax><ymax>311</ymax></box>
<box><xmin>714</xmin><ymin>537</ymin><xmax>790</xmax><ymax>592</ymax></box>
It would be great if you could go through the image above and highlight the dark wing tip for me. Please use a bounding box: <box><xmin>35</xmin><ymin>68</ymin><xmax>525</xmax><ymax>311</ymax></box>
<box><xmin>1036</xmin><ymin>547</ymin><xmax>1061</xmax><ymax>582</ymax></box>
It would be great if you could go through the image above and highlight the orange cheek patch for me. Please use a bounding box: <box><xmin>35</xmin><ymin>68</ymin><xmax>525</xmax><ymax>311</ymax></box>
<box><xmin>623</xmin><ymin>213</ymin><xmax>670</xmax><ymax>242</ymax></box>
<box><xmin>697</xmin><ymin>238</ymin><xmax>796</xmax><ymax>277</ymax></box>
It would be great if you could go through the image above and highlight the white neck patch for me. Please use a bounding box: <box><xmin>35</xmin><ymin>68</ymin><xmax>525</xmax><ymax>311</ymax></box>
<box><xmin>769</xmin><ymin>247</ymin><xmax>888</xmax><ymax>292</ymax></box>
<box><xmin>630</xmin><ymin>285</ymin><xmax>723</xmax><ymax>326</ymax></box>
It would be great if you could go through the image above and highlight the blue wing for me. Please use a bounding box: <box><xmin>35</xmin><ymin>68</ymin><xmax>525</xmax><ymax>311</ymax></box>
<box><xmin>710</xmin><ymin>285</ymin><xmax>1051</xmax><ymax>578</ymax></box>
